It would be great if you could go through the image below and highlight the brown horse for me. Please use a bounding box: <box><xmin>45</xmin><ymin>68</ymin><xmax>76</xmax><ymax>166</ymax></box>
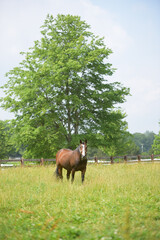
<box><xmin>55</xmin><ymin>140</ymin><xmax>87</xmax><ymax>183</ymax></box>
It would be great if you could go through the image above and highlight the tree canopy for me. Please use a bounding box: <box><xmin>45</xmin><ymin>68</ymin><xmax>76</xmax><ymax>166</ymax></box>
<box><xmin>1</xmin><ymin>14</ymin><xmax>130</xmax><ymax>158</ymax></box>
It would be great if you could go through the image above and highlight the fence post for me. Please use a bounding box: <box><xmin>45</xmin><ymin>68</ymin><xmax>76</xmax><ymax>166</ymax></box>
<box><xmin>151</xmin><ymin>154</ymin><xmax>154</xmax><ymax>162</ymax></box>
<box><xmin>110</xmin><ymin>156</ymin><xmax>114</xmax><ymax>164</ymax></box>
<box><xmin>94</xmin><ymin>156</ymin><xmax>98</xmax><ymax>164</ymax></box>
<box><xmin>124</xmin><ymin>155</ymin><xmax>127</xmax><ymax>163</ymax></box>
<box><xmin>137</xmin><ymin>155</ymin><xmax>141</xmax><ymax>163</ymax></box>
<box><xmin>40</xmin><ymin>158</ymin><xmax>44</xmax><ymax>166</ymax></box>
<box><xmin>21</xmin><ymin>157</ymin><xmax>24</xmax><ymax>167</ymax></box>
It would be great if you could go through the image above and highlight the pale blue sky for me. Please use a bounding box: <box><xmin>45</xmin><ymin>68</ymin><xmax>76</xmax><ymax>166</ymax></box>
<box><xmin>0</xmin><ymin>0</ymin><xmax>160</xmax><ymax>133</ymax></box>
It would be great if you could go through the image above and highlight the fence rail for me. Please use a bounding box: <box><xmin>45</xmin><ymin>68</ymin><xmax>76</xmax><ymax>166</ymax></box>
<box><xmin>0</xmin><ymin>154</ymin><xmax>160</xmax><ymax>167</ymax></box>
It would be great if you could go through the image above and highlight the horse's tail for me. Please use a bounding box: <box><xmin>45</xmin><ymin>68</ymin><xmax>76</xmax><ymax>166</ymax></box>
<box><xmin>54</xmin><ymin>149</ymin><xmax>62</xmax><ymax>178</ymax></box>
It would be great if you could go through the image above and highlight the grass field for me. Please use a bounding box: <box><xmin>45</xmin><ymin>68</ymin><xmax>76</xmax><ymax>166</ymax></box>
<box><xmin>0</xmin><ymin>163</ymin><xmax>160</xmax><ymax>240</ymax></box>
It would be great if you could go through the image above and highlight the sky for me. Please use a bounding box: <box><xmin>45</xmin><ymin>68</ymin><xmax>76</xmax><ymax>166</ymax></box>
<box><xmin>0</xmin><ymin>0</ymin><xmax>160</xmax><ymax>134</ymax></box>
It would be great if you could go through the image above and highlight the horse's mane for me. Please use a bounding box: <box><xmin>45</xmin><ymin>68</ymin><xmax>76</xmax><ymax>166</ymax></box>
<box><xmin>75</xmin><ymin>145</ymin><xmax>81</xmax><ymax>153</ymax></box>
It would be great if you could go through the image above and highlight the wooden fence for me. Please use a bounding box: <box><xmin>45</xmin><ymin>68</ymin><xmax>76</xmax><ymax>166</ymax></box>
<box><xmin>0</xmin><ymin>154</ymin><xmax>160</xmax><ymax>167</ymax></box>
<box><xmin>92</xmin><ymin>154</ymin><xmax>160</xmax><ymax>164</ymax></box>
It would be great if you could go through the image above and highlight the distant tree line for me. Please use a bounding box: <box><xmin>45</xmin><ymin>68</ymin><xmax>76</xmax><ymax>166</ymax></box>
<box><xmin>87</xmin><ymin>130</ymin><xmax>159</xmax><ymax>157</ymax></box>
<box><xmin>0</xmin><ymin>119</ymin><xmax>159</xmax><ymax>159</ymax></box>
<box><xmin>132</xmin><ymin>131</ymin><xmax>156</xmax><ymax>155</ymax></box>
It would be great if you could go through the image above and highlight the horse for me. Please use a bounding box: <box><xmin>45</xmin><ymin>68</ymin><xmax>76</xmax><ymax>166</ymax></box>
<box><xmin>55</xmin><ymin>140</ymin><xmax>87</xmax><ymax>183</ymax></box>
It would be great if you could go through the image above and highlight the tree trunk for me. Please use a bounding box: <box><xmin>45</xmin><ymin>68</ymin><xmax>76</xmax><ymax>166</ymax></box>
<box><xmin>74</xmin><ymin>109</ymin><xmax>79</xmax><ymax>135</ymax></box>
<box><xmin>66</xmin><ymin>79</ymin><xmax>72</xmax><ymax>147</ymax></box>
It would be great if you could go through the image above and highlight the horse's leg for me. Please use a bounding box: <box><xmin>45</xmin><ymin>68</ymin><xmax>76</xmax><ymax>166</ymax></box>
<box><xmin>66</xmin><ymin>170</ymin><xmax>71</xmax><ymax>180</ymax></box>
<box><xmin>58</xmin><ymin>165</ymin><xmax>63</xmax><ymax>180</ymax></box>
<box><xmin>81</xmin><ymin>168</ymin><xmax>86</xmax><ymax>183</ymax></box>
<box><xmin>71</xmin><ymin>169</ymin><xmax>75</xmax><ymax>183</ymax></box>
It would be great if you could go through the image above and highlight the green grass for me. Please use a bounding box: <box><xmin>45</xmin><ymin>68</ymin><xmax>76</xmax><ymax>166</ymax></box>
<box><xmin>0</xmin><ymin>163</ymin><xmax>160</xmax><ymax>240</ymax></box>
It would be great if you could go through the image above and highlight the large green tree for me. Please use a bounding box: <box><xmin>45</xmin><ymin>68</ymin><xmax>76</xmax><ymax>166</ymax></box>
<box><xmin>1</xmin><ymin>14</ymin><xmax>130</xmax><ymax>158</ymax></box>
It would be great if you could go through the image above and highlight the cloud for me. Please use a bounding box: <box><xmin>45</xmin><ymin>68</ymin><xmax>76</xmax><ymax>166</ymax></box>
<box><xmin>0</xmin><ymin>0</ymin><xmax>132</xmax><ymax>58</ymax></box>
<box><xmin>0</xmin><ymin>0</ymin><xmax>132</xmax><ymax>85</ymax></box>
<box><xmin>78</xmin><ymin>0</ymin><xmax>133</xmax><ymax>54</ymax></box>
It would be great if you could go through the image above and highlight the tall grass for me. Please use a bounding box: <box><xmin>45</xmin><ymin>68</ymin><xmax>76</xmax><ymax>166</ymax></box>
<box><xmin>0</xmin><ymin>163</ymin><xmax>160</xmax><ymax>240</ymax></box>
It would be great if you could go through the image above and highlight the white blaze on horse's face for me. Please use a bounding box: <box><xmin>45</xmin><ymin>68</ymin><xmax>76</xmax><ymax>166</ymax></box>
<box><xmin>80</xmin><ymin>143</ymin><xmax>85</xmax><ymax>158</ymax></box>
<box><xmin>82</xmin><ymin>144</ymin><xmax>85</xmax><ymax>157</ymax></box>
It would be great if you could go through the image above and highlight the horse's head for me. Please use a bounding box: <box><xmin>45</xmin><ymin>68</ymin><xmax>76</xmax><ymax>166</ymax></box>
<box><xmin>79</xmin><ymin>140</ymin><xmax>87</xmax><ymax>160</ymax></box>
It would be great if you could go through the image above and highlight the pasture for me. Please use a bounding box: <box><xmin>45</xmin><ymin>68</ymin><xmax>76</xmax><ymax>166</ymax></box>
<box><xmin>0</xmin><ymin>164</ymin><xmax>160</xmax><ymax>240</ymax></box>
